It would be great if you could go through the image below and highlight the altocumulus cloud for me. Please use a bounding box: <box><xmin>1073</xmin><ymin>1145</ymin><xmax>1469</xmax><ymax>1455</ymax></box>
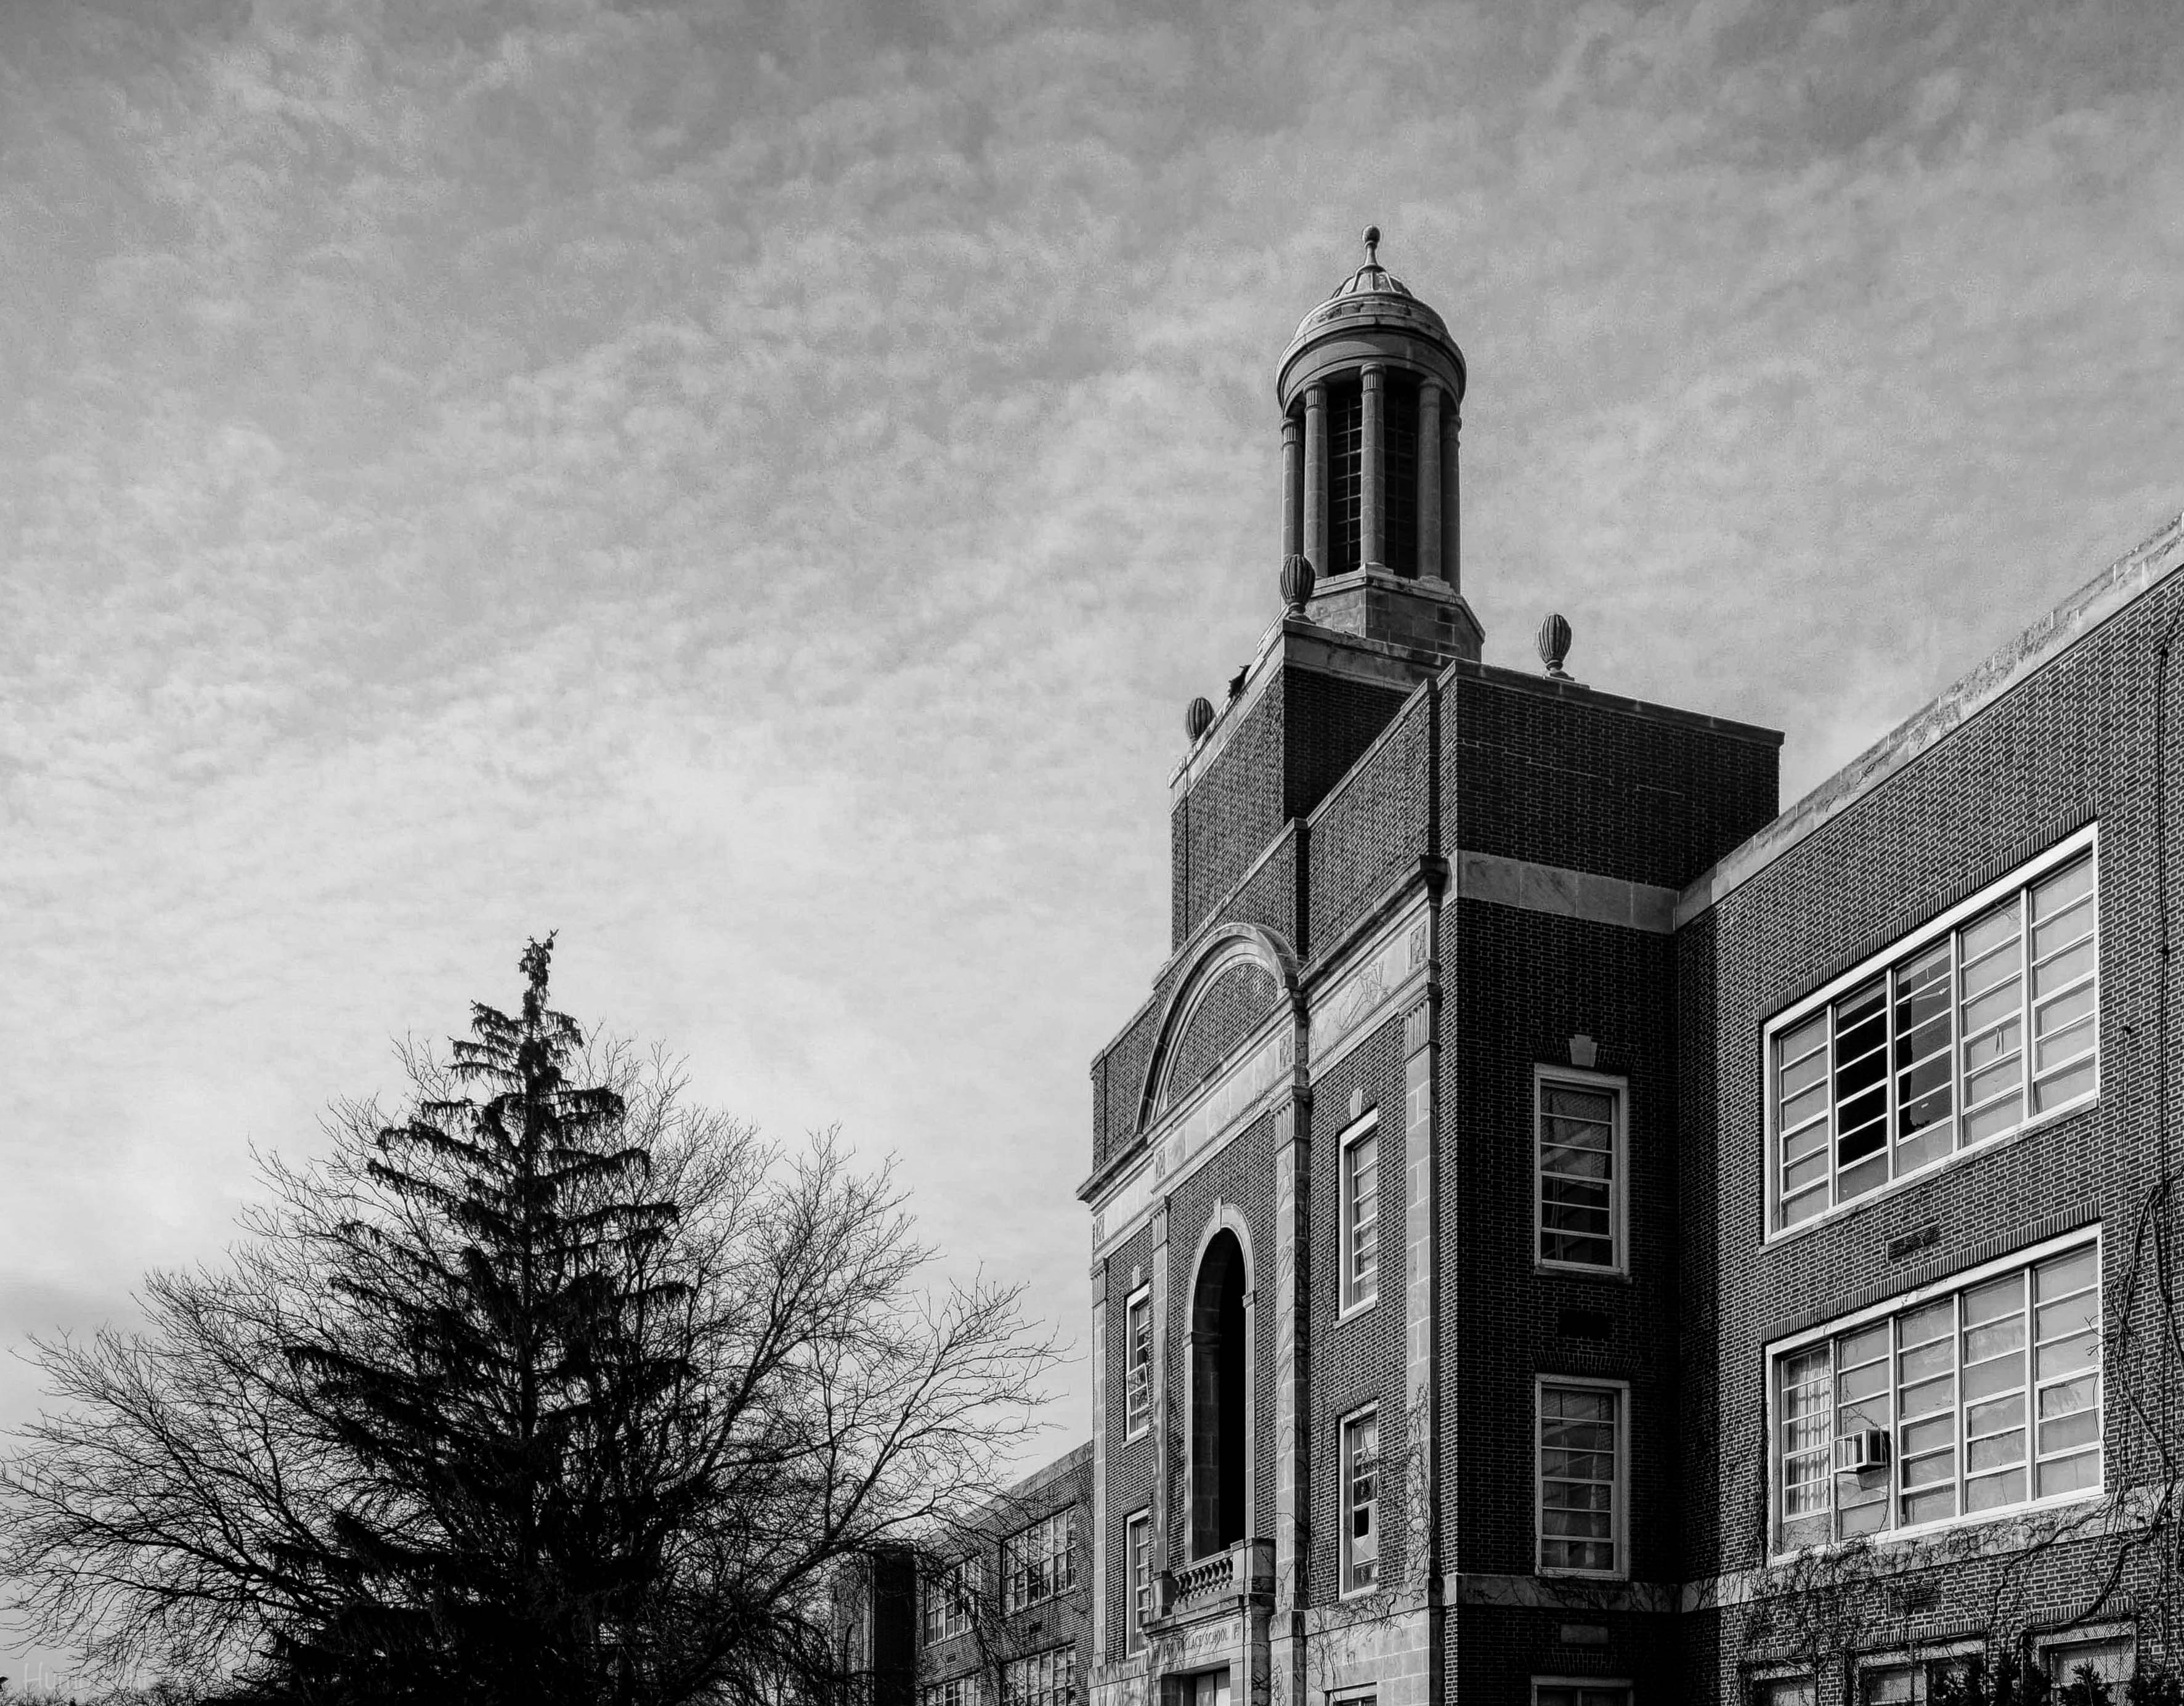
<box><xmin>1</xmin><ymin>0</ymin><xmax>2181</xmax><ymax>1479</ymax></box>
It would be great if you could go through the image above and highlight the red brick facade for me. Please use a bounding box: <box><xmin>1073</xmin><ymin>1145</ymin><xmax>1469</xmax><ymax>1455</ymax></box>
<box><xmin>1076</xmin><ymin>238</ymin><xmax>2184</xmax><ymax>1705</ymax></box>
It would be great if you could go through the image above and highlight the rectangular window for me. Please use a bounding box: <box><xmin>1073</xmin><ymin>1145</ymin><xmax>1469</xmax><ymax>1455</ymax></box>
<box><xmin>1774</xmin><ymin>1237</ymin><xmax>2101</xmax><ymax>1550</ymax></box>
<box><xmin>1341</xmin><ymin>1117</ymin><xmax>1381</xmax><ymax>1312</ymax></box>
<box><xmin>1341</xmin><ymin>1408</ymin><xmax>1379</xmax><ymax>1593</ymax></box>
<box><xmin>2042</xmin><ymin>1635</ymin><xmax>2133</xmax><ymax>1687</ymax></box>
<box><xmin>1537</xmin><ymin>1071</ymin><xmax>1625</xmax><ymax>1272</ymax></box>
<box><xmin>1534</xmin><ymin>1687</ymin><xmax>1631</xmax><ymax>1706</ymax></box>
<box><xmin>1005</xmin><ymin>1647</ymin><xmax>1076</xmax><ymax>1706</ymax></box>
<box><xmin>1124</xmin><ymin>1287</ymin><xmax>1151</xmax><ymax>1440</ymax></box>
<box><xmin>1125</xmin><ymin>1509</ymin><xmax>1151</xmax><ymax>1653</ymax></box>
<box><xmin>922</xmin><ymin>1561</ymin><xmax>976</xmax><ymax>1645</ymax></box>
<box><xmin>1770</xmin><ymin>837</ymin><xmax>2098</xmax><ymax>1232</ymax></box>
<box><xmin>1004</xmin><ymin>1508</ymin><xmax>1074</xmax><ymax>1612</ymax></box>
<box><xmin>1859</xmin><ymin>1658</ymin><xmax>1971</xmax><ymax>1704</ymax></box>
<box><xmin>1538</xmin><ymin>1380</ymin><xmax>1624</xmax><ymax>1576</ymax></box>
<box><xmin>925</xmin><ymin>1680</ymin><xmax>976</xmax><ymax>1706</ymax></box>
<box><xmin>1754</xmin><ymin>1680</ymin><xmax>1816</xmax><ymax>1706</ymax></box>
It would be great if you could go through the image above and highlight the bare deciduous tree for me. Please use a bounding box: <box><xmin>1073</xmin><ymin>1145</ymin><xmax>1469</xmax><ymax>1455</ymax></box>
<box><xmin>0</xmin><ymin>940</ymin><xmax>1053</xmax><ymax>1705</ymax></box>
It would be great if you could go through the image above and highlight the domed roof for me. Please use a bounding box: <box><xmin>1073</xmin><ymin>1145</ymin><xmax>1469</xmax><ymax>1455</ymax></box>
<box><xmin>1289</xmin><ymin>225</ymin><xmax>1453</xmax><ymax>346</ymax></box>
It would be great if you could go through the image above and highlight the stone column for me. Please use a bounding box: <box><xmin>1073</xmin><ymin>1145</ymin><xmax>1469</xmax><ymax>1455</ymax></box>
<box><xmin>1090</xmin><ymin>1262</ymin><xmax>1110</xmax><ymax>1671</ymax></box>
<box><xmin>1418</xmin><ymin>380</ymin><xmax>1443</xmax><ymax>584</ymax></box>
<box><xmin>1270</xmin><ymin>1091</ymin><xmax>1310</xmax><ymax>1706</ymax></box>
<box><xmin>1280</xmin><ymin>414</ymin><xmax>1302</xmax><ymax>563</ymax></box>
<box><xmin>1361</xmin><ymin>364</ymin><xmax>1385</xmax><ymax>570</ymax></box>
<box><xmin>1441</xmin><ymin>404</ymin><xmax>1461</xmax><ymax>591</ymax></box>
<box><xmin>1150</xmin><ymin>1203</ymin><xmax>1172</xmax><ymax>1590</ymax></box>
<box><xmin>1302</xmin><ymin>384</ymin><xmax>1326</xmax><ymax>577</ymax></box>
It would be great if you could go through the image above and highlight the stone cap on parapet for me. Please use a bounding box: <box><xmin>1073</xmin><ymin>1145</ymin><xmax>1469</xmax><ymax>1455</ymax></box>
<box><xmin>1673</xmin><ymin>509</ymin><xmax>2184</xmax><ymax>930</ymax></box>
<box><xmin>1169</xmin><ymin>607</ymin><xmax>1784</xmax><ymax>801</ymax></box>
<box><xmin>1167</xmin><ymin>609</ymin><xmax>1463</xmax><ymax>800</ymax></box>
<box><xmin>1429</xmin><ymin>651</ymin><xmax>1787</xmax><ymax>747</ymax></box>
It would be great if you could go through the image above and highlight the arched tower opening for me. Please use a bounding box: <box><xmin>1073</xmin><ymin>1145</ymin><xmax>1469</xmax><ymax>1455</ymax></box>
<box><xmin>1188</xmin><ymin>1228</ymin><xmax>1249</xmax><ymax>1558</ymax></box>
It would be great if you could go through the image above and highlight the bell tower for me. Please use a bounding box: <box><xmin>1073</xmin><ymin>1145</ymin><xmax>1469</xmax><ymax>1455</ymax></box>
<box><xmin>1275</xmin><ymin>227</ymin><xmax>1482</xmax><ymax>660</ymax></box>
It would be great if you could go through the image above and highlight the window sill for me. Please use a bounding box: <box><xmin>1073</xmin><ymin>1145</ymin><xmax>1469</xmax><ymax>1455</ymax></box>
<box><xmin>1763</xmin><ymin>1092</ymin><xmax>2098</xmax><ymax>1249</ymax></box>
<box><xmin>1535</xmin><ymin>1257</ymin><xmax>1630</xmax><ymax>1282</ymax></box>
<box><xmin>1121</xmin><ymin>1424</ymin><xmax>1150</xmax><ymax>1447</ymax></box>
<box><xmin>1338</xmin><ymin>1579</ymin><xmax>1381</xmax><ymax>1602</ymax></box>
<box><xmin>1536</xmin><ymin>1564</ymin><xmax>1628</xmax><ymax>1584</ymax></box>
<box><xmin>1337</xmin><ymin>1292</ymin><xmax>1378</xmax><ymax>1325</ymax></box>
<box><xmin>1766</xmin><ymin>1484</ymin><xmax>2106</xmax><ymax>1569</ymax></box>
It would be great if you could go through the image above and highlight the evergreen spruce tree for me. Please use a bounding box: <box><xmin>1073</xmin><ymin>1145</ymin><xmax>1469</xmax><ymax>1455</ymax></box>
<box><xmin>266</xmin><ymin>934</ymin><xmax>685</xmax><ymax>1699</ymax></box>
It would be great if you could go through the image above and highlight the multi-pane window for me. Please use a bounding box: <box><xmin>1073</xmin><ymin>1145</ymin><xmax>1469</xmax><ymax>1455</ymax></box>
<box><xmin>925</xmin><ymin>1680</ymin><xmax>976</xmax><ymax>1706</ymax></box>
<box><xmin>1538</xmin><ymin>1381</ymin><xmax>1623</xmax><ymax>1575</ymax></box>
<box><xmin>1328</xmin><ymin>381</ymin><xmax>1363</xmax><ymax>575</ymax></box>
<box><xmin>1860</xmin><ymin>1659</ymin><xmax>1971</xmax><ymax>1703</ymax></box>
<box><xmin>1341</xmin><ymin>1408</ymin><xmax>1378</xmax><ymax>1593</ymax></box>
<box><xmin>1534</xmin><ymin>1688</ymin><xmax>1631</xmax><ymax>1706</ymax></box>
<box><xmin>1125</xmin><ymin>1509</ymin><xmax>1151</xmax><ymax>1652</ymax></box>
<box><xmin>1775</xmin><ymin>1240</ymin><xmax>2101</xmax><ymax>1550</ymax></box>
<box><xmin>1755</xmin><ymin>1680</ymin><xmax>1816</xmax><ymax>1706</ymax></box>
<box><xmin>1005</xmin><ymin>1647</ymin><xmax>1076</xmax><ymax>1706</ymax></box>
<box><xmin>1003</xmin><ymin>1508</ymin><xmax>1074</xmax><ymax>1611</ymax></box>
<box><xmin>1124</xmin><ymin>1288</ymin><xmax>1151</xmax><ymax>1440</ymax></box>
<box><xmin>1772</xmin><ymin>845</ymin><xmax>2098</xmax><ymax>1230</ymax></box>
<box><xmin>922</xmin><ymin>1561</ymin><xmax>976</xmax><ymax>1644</ymax></box>
<box><xmin>1342</xmin><ymin>1121</ymin><xmax>1380</xmax><ymax>1311</ymax></box>
<box><xmin>1537</xmin><ymin>1074</ymin><xmax>1623</xmax><ymax>1271</ymax></box>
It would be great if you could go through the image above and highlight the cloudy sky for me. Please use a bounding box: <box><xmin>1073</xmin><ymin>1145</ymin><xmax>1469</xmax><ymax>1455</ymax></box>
<box><xmin>2</xmin><ymin>0</ymin><xmax>2182</xmax><ymax>1618</ymax></box>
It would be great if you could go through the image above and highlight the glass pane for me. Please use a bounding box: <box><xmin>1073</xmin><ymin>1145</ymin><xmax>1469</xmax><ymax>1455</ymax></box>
<box><xmin>2031</xmin><ymin>858</ymin><xmax>2094</xmax><ymax>920</ymax></box>
<box><xmin>2032</xmin><ymin>1057</ymin><xmax>2097</xmax><ymax>1112</ymax></box>
<box><xmin>2031</xmin><ymin>938</ymin><xmax>2096</xmax><ymax>999</ymax></box>
<box><xmin>1966</xmin><ymin>1465</ymin><xmax>2026</xmax><ymax>1509</ymax></box>
<box><xmin>2036</xmin><ymin>1330</ymin><xmax>2097</xmax><ymax>1381</ymax></box>
<box><xmin>2037</xmin><ymin>1247</ymin><xmax>2099</xmax><ymax>1302</ymax></box>
<box><xmin>2037</xmin><ymin>1450</ymin><xmax>2100</xmax><ymax>1498</ymax></box>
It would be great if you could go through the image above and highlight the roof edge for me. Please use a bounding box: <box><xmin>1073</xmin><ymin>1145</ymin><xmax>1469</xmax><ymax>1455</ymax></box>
<box><xmin>1675</xmin><ymin>510</ymin><xmax>2184</xmax><ymax>928</ymax></box>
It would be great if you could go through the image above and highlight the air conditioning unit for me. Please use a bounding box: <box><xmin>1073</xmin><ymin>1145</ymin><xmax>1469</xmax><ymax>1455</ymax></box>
<box><xmin>1838</xmin><ymin>1428</ymin><xmax>1891</xmax><ymax>1473</ymax></box>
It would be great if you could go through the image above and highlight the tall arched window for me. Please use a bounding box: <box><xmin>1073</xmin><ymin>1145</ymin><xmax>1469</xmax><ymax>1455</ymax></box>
<box><xmin>1189</xmin><ymin>1229</ymin><xmax>1248</xmax><ymax>1558</ymax></box>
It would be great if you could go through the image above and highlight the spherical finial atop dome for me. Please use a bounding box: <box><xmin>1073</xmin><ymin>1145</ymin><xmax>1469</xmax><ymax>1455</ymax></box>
<box><xmin>1363</xmin><ymin>224</ymin><xmax>1381</xmax><ymax>259</ymax></box>
<box><xmin>1185</xmin><ymin>696</ymin><xmax>1216</xmax><ymax>741</ymax></box>
<box><xmin>1280</xmin><ymin>553</ymin><xmax>1315</xmax><ymax>614</ymax></box>
<box><xmin>1537</xmin><ymin>613</ymin><xmax>1574</xmax><ymax>680</ymax></box>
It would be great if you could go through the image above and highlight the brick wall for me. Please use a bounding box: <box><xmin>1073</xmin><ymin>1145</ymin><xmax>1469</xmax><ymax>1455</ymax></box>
<box><xmin>1675</xmin><ymin>567</ymin><xmax>2184</xmax><ymax>1694</ymax></box>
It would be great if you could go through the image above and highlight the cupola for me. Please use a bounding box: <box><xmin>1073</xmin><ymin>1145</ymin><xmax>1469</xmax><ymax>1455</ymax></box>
<box><xmin>1273</xmin><ymin>229</ymin><xmax>1480</xmax><ymax>660</ymax></box>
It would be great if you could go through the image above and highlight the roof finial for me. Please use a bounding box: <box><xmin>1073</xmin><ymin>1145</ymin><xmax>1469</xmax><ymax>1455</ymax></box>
<box><xmin>1363</xmin><ymin>224</ymin><xmax>1381</xmax><ymax>264</ymax></box>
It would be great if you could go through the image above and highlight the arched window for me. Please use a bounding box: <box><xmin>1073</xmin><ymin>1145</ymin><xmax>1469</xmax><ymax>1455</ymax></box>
<box><xmin>1189</xmin><ymin>1229</ymin><xmax>1248</xmax><ymax>1558</ymax></box>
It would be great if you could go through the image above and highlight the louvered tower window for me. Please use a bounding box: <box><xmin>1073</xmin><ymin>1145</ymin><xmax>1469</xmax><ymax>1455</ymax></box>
<box><xmin>1327</xmin><ymin>381</ymin><xmax>1363</xmax><ymax>575</ymax></box>
<box><xmin>1384</xmin><ymin>374</ymin><xmax>1419</xmax><ymax>575</ymax></box>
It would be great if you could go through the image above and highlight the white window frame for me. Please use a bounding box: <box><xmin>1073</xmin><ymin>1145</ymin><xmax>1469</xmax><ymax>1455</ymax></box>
<box><xmin>1535</xmin><ymin>1376</ymin><xmax>1628</xmax><ymax>1580</ymax></box>
<box><xmin>1339</xmin><ymin>1404</ymin><xmax>1379</xmax><ymax>1596</ymax></box>
<box><xmin>1765</xmin><ymin>1227</ymin><xmax>2103</xmax><ymax>1561</ymax></box>
<box><xmin>1748</xmin><ymin>1673</ymin><xmax>1816</xmax><ymax>1706</ymax></box>
<box><xmin>1124</xmin><ymin>1508</ymin><xmax>1151</xmax><ymax>1654</ymax></box>
<box><xmin>1004</xmin><ymin>1507</ymin><xmax>1074</xmax><ymax>1612</ymax></box>
<box><xmin>1533</xmin><ymin>1066</ymin><xmax>1628</xmax><ymax>1276</ymax></box>
<box><xmin>925</xmin><ymin>1680</ymin><xmax>978</xmax><ymax>1706</ymax></box>
<box><xmin>1531</xmin><ymin>1681</ymin><xmax>1633</xmax><ymax>1706</ymax></box>
<box><xmin>1004</xmin><ymin>1646</ymin><xmax>1076</xmax><ymax>1706</ymax></box>
<box><xmin>1338</xmin><ymin>1111</ymin><xmax>1382</xmax><ymax>1317</ymax></box>
<box><xmin>1123</xmin><ymin>1285</ymin><xmax>1152</xmax><ymax>1442</ymax></box>
<box><xmin>1763</xmin><ymin>826</ymin><xmax>2100</xmax><ymax>1241</ymax></box>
